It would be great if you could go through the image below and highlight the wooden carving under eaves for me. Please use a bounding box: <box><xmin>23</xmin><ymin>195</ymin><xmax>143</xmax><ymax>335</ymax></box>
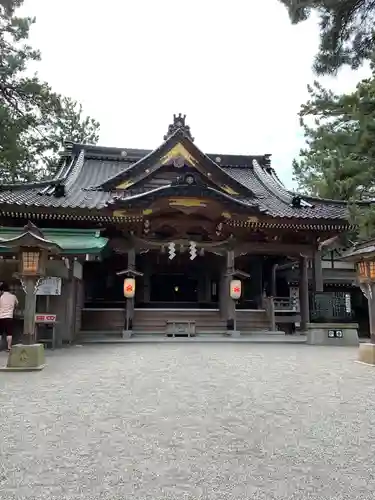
<box><xmin>99</xmin><ymin>129</ymin><xmax>253</xmax><ymax>198</ymax></box>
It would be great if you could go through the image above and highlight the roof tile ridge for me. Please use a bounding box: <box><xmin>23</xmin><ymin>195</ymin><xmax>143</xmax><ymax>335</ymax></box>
<box><xmin>38</xmin><ymin>152</ymin><xmax>76</xmax><ymax>195</ymax></box>
<box><xmin>300</xmin><ymin>193</ymin><xmax>368</xmax><ymax>205</ymax></box>
<box><xmin>63</xmin><ymin>149</ymin><xmax>85</xmax><ymax>192</ymax></box>
<box><xmin>253</xmin><ymin>160</ymin><xmax>315</xmax><ymax>208</ymax></box>
<box><xmin>0</xmin><ymin>178</ymin><xmax>59</xmax><ymax>192</ymax></box>
<box><xmin>0</xmin><ymin>153</ymin><xmax>72</xmax><ymax>193</ymax></box>
<box><xmin>252</xmin><ymin>159</ymin><xmax>292</xmax><ymax>204</ymax></box>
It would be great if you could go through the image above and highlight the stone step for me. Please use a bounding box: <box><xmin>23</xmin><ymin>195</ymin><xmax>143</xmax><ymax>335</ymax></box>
<box><xmin>76</xmin><ymin>333</ymin><xmax>304</xmax><ymax>344</ymax></box>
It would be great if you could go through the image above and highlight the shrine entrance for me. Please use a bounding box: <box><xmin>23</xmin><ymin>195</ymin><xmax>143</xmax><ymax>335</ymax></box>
<box><xmin>138</xmin><ymin>250</ymin><xmax>220</xmax><ymax>309</ymax></box>
<box><xmin>150</xmin><ymin>274</ymin><xmax>198</xmax><ymax>303</ymax></box>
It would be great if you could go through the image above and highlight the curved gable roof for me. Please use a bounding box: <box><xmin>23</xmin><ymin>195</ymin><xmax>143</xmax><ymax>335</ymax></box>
<box><xmin>0</xmin><ymin>115</ymin><xmax>364</xmax><ymax>224</ymax></box>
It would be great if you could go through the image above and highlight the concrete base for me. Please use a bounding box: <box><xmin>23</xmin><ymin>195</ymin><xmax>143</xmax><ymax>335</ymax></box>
<box><xmin>358</xmin><ymin>343</ymin><xmax>375</xmax><ymax>365</ymax></box>
<box><xmin>122</xmin><ymin>330</ymin><xmax>133</xmax><ymax>339</ymax></box>
<box><xmin>0</xmin><ymin>343</ymin><xmax>46</xmax><ymax>371</ymax></box>
<box><xmin>306</xmin><ymin>323</ymin><xmax>359</xmax><ymax>346</ymax></box>
<box><xmin>229</xmin><ymin>330</ymin><xmax>241</xmax><ymax>338</ymax></box>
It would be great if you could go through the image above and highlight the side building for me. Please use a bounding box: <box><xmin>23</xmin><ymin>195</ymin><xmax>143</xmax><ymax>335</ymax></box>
<box><xmin>0</xmin><ymin>115</ymin><xmax>364</xmax><ymax>341</ymax></box>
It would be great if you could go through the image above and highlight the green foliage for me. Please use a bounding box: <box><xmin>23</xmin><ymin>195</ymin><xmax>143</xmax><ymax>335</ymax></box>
<box><xmin>294</xmin><ymin>56</ymin><xmax>375</xmax><ymax>236</ymax></box>
<box><xmin>279</xmin><ymin>0</ymin><xmax>375</xmax><ymax>74</ymax></box>
<box><xmin>0</xmin><ymin>0</ymin><xmax>100</xmax><ymax>183</ymax></box>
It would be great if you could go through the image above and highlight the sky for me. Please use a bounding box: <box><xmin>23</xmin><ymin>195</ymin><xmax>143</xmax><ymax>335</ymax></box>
<box><xmin>20</xmin><ymin>0</ymin><xmax>371</xmax><ymax>187</ymax></box>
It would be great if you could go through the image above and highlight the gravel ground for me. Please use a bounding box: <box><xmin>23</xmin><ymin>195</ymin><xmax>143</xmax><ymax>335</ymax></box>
<box><xmin>0</xmin><ymin>344</ymin><xmax>375</xmax><ymax>500</ymax></box>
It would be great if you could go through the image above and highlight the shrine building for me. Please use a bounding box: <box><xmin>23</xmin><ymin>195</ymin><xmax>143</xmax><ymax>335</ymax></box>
<box><xmin>0</xmin><ymin>115</ymin><xmax>361</xmax><ymax>341</ymax></box>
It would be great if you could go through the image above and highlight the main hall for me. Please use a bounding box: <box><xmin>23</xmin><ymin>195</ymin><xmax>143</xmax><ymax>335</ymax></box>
<box><xmin>0</xmin><ymin>115</ymin><xmax>357</xmax><ymax>340</ymax></box>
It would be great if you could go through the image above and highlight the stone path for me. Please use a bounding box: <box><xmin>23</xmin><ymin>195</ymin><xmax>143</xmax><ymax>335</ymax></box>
<box><xmin>0</xmin><ymin>344</ymin><xmax>374</xmax><ymax>500</ymax></box>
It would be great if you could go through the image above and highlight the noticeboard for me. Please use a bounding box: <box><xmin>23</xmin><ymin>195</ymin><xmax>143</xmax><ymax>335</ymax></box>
<box><xmin>36</xmin><ymin>277</ymin><xmax>62</xmax><ymax>296</ymax></box>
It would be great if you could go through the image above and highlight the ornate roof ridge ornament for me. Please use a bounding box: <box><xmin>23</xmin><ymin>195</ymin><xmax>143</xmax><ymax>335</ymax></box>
<box><xmin>164</xmin><ymin>113</ymin><xmax>194</xmax><ymax>142</ymax></box>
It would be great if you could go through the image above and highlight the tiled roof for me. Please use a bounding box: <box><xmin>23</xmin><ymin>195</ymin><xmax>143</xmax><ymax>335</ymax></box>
<box><xmin>0</xmin><ymin>154</ymin><xmax>128</xmax><ymax>210</ymax></box>
<box><xmin>0</xmin><ymin>227</ymin><xmax>108</xmax><ymax>254</ymax></box>
<box><xmin>0</xmin><ymin>140</ymin><xmax>352</xmax><ymax>222</ymax></box>
<box><xmin>226</xmin><ymin>163</ymin><xmax>349</xmax><ymax>220</ymax></box>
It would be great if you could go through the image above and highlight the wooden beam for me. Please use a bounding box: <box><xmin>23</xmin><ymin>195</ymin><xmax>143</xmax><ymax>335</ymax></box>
<box><xmin>235</xmin><ymin>242</ymin><xmax>314</xmax><ymax>257</ymax></box>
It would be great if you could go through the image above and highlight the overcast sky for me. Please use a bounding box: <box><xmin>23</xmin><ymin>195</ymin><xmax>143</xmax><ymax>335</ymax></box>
<box><xmin>21</xmin><ymin>0</ymin><xmax>370</xmax><ymax>187</ymax></box>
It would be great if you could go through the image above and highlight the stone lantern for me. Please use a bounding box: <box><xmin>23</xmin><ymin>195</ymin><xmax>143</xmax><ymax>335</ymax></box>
<box><xmin>342</xmin><ymin>238</ymin><xmax>375</xmax><ymax>364</ymax></box>
<box><xmin>0</xmin><ymin>222</ymin><xmax>61</xmax><ymax>371</ymax></box>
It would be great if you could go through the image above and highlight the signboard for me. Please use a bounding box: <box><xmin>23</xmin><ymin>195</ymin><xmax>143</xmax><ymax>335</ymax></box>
<box><xmin>328</xmin><ymin>329</ymin><xmax>343</xmax><ymax>339</ymax></box>
<box><xmin>35</xmin><ymin>314</ymin><xmax>57</xmax><ymax>324</ymax></box>
<box><xmin>36</xmin><ymin>277</ymin><xmax>62</xmax><ymax>296</ymax></box>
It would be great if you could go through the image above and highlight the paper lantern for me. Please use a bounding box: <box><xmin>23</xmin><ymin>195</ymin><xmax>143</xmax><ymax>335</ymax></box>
<box><xmin>230</xmin><ymin>279</ymin><xmax>242</xmax><ymax>300</ymax></box>
<box><xmin>357</xmin><ymin>261</ymin><xmax>375</xmax><ymax>282</ymax></box>
<box><xmin>124</xmin><ymin>278</ymin><xmax>135</xmax><ymax>298</ymax></box>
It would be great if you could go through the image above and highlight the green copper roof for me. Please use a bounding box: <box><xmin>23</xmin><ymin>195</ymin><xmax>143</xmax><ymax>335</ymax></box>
<box><xmin>0</xmin><ymin>228</ymin><xmax>108</xmax><ymax>254</ymax></box>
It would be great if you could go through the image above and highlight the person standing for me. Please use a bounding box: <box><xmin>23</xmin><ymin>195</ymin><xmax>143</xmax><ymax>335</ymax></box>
<box><xmin>0</xmin><ymin>282</ymin><xmax>18</xmax><ymax>352</ymax></box>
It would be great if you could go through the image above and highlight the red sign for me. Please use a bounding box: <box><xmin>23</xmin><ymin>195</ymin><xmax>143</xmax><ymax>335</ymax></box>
<box><xmin>35</xmin><ymin>314</ymin><xmax>57</xmax><ymax>324</ymax></box>
<box><xmin>233</xmin><ymin>286</ymin><xmax>240</xmax><ymax>293</ymax></box>
<box><xmin>125</xmin><ymin>284</ymin><xmax>133</xmax><ymax>292</ymax></box>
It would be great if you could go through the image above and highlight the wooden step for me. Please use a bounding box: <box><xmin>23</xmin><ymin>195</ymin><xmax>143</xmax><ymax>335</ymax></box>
<box><xmin>81</xmin><ymin>309</ymin><xmax>124</xmax><ymax>331</ymax></box>
<box><xmin>133</xmin><ymin>309</ymin><xmax>226</xmax><ymax>334</ymax></box>
<box><xmin>80</xmin><ymin>308</ymin><xmax>272</xmax><ymax>335</ymax></box>
<box><xmin>235</xmin><ymin>310</ymin><xmax>270</xmax><ymax>332</ymax></box>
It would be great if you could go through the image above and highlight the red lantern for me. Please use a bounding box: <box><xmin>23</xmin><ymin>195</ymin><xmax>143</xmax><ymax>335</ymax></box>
<box><xmin>230</xmin><ymin>279</ymin><xmax>242</xmax><ymax>300</ymax></box>
<box><xmin>124</xmin><ymin>278</ymin><xmax>135</xmax><ymax>298</ymax></box>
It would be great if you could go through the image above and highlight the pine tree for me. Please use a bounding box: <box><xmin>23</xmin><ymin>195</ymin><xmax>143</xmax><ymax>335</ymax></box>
<box><xmin>295</xmin><ymin>56</ymin><xmax>375</xmax><ymax>235</ymax></box>
<box><xmin>0</xmin><ymin>0</ymin><xmax>99</xmax><ymax>182</ymax></box>
<box><xmin>279</xmin><ymin>0</ymin><xmax>375</xmax><ymax>74</ymax></box>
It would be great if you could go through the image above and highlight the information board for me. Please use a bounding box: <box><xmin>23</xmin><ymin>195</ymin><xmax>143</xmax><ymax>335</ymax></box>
<box><xmin>36</xmin><ymin>277</ymin><xmax>62</xmax><ymax>296</ymax></box>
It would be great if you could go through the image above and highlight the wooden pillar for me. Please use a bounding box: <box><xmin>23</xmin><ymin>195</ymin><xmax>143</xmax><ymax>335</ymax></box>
<box><xmin>299</xmin><ymin>255</ymin><xmax>309</xmax><ymax>331</ymax></box>
<box><xmin>125</xmin><ymin>248</ymin><xmax>136</xmax><ymax>332</ymax></box>
<box><xmin>142</xmin><ymin>258</ymin><xmax>151</xmax><ymax>303</ymax></box>
<box><xmin>225</xmin><ymin>250</ymin><xmax>236</xmax><ymax>331</ymax></box>
<box><xmin>204</xmin><ymin>274</ymin><xmax>211</xmax><ymax>302</ymax></box>
<box><xmin>360</xmin><ymin>283</ymin><xmax>375</xmax><ymax>344</ymax></box>
<box><xmin>198</xmin><ymin>271</ymin><xmax>206</xmax><ymax>303</ymax></box>
<box><xmin>269</xmin><ymin>296</ymin><xmax>276</xmax><ymax>331</ymax></box>
<box><xmin>75</xmin><ymin>279</ymin><xmax>84</xmax><ymax>335</ymax></box>
<box><xmin>312</xmin><ymin>249</ymin><xmax>323</xmax><ymax>292</ymax></box>
<box><xmin>65</xmin><ymin>264</ymin><xmax>77</xmax><ymax>345</ymax></box>
<box><xmin>271</xmin><ymin>263</ymin><xmax>277</xmax><ymax>297</ymax></box>
<box><xmin>219</xmin><ymin>262</ymin><xmax>226</xmax><ymax>318</ymax></box>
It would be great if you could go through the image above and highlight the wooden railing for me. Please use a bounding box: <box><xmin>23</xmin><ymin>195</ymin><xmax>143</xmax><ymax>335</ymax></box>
<box><xmin>262</xmin><ymin>296</ymin><xmax>299</xmax><ymax>312</ymax></box>
<box><xmin>262</xmin><ymin>296</ymin><xmax>300</xmax><ymax>332</ymax></box>
<box><xmin>274</xmin><ymin>297</ymin><xmax>299</xmax><ymax>311</ymax></box>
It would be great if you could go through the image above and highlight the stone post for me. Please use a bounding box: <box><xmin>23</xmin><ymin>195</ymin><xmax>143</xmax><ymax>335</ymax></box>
<box><xmin>23</xmin><ymin>277</ymin><xmax>37</xmax><ymax>345</ymax></box>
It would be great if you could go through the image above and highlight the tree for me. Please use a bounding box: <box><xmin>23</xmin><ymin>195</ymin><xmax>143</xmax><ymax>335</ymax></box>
<box><xmin>279</xmin><ymin>0</ymin><xmax>375</xmax><ymax>74</ymax></box>
<box><xmin>294</xmin><ymin>56</ymin><xmax>375</xmax><ymax>235</ymax></box>
<box><xmin>0</xmin><ymin>0</ymin><xmax>99</xmax><ymax>183</ymax></box>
